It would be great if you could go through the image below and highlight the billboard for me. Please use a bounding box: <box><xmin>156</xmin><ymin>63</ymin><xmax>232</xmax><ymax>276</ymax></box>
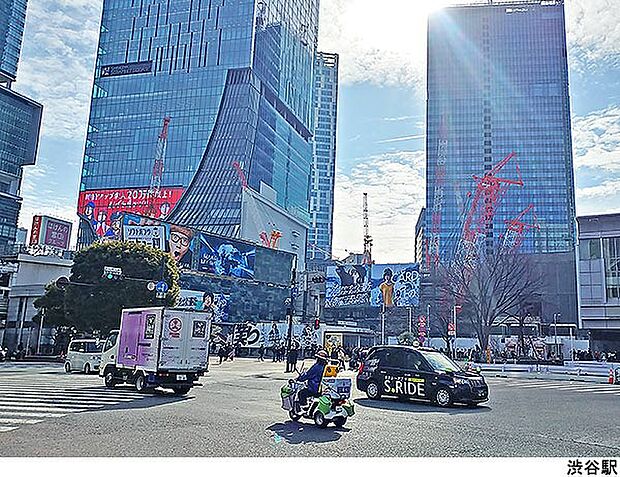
<box><xmin>370</xmin><ymin>263</ymin><xmax>420</xmax><ymax>308</ymax></box>
<box><xmin>240</xmin><ymin>187</ymin><xmax>308</xmax><ymax>272</ymax></box>
<box><xmin>29</xmin><ymin>215</ymin><xmax>72</xmax><ymax>250</ymax></box>
<box><xmin>325</xmin><ymin>264</ymin><xmax>371</xmax><ymax>308</ymax></box>
<box><xmin>197</xmin><ymin>233</ymin><xmax>256</xmax><ymax>279</ymax></box>
<box><xmin>120</xmin><ymin>214</ymin><xmax>196</xmax><ymax>270</ymax></box>
<box><xmin>77</xmin><ymin>186</ymin><xmax>184</xmax><ymax>239</ymax></box>
<box><xmin>176</xmin><ymin>289</ymin><xmax>230</xmax><ymax>322</ymax></box>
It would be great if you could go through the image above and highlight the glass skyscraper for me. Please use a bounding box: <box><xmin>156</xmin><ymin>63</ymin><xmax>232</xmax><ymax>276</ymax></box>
<box><xmin>0</xmin><ymin>0</ymin><xmax>26</xmax><ymax>84</ymax></box>
<box><xmin>426</xmin><ymin>0</ymin><xmax>575</xmax><ymax>262</ymax></box>
<box><xmin>0</xmin><ymin>0</ymin><xmax>41</xmax><ymax>255</ymax></box>
<box><xmin>307</xmin><ymin>52</ymin><xmax>338</xmax><ymax>262</ymax></box>
<box><xmin>78</xmin><ymin>0</ymin><xmax>320</xmax><ymax>244</ymax></box>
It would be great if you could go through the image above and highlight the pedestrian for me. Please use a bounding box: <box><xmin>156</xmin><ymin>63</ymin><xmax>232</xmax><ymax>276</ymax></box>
<box><xmin>258</xmin><ymin>344</ymin><xmax>265</xmax><ymax>361</ymax></box>
<box><xmin>218</xmin><ymin>343</ymin><xmax>226</xmax><ymax>364</ymax></box>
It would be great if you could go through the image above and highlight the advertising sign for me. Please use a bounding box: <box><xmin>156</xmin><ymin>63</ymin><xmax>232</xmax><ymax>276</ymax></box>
<box><xmin>121</xmin><ymin>214</ymin><xmax>196</xmax><ymax>270</ymax></box>
<box><xmin>43</xmin><ymin>218</ymin><xmax>72</xmax><ymax>249</ymax></box>
<box><xmin>29</xmin><ymin>215</ymin><xmax>42</xmax><ymax>246</ymax></box>
<box><xmin>77</xmin><ymin>186</ymin><xmax>184</xmax><ymax>239</ymax></box>
<box><xmin>370</xmin><ymin>263</ymin><xmax>420</xmax><ymax>308</ymax></box>
<box><xmin>101</xmin><ymin>60</ymin><xmax>153</xmax><ymax>77</ymax></box>
<box><xmin>197</xmin><ymin>233</ymin><xmax>255</xmax><ymax>279</ymax></box>
<box><xmin>176</xmin><ymin>289</ymin><xmax>230</xmax><ymax>322</ymax></box>
<box><xmin>122</xmin><ymin>224</ymin><xmax>167</xmax><ymax>250</ymax></box>
<box><xmin>30</xmin><ymin>215</ymin><xmax>72</xmax><ymax>250</ymax></box>
<box><xmin>325</xmin><ymin>265</ymin><xmax>371</xmax><ymax>308</ymax></box>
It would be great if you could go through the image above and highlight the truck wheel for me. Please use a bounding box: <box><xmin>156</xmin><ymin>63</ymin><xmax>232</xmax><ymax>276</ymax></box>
<box><xmin>84</xmin><ymin>363</ymin><xmax>90</xmax><ymax>374</ymax></box>
<box><xmin>104</xmin><ymin>369</ymin><xmax>116</xmax><ymax>388</ymax></box>
<box><xmin>173</xmin><ymin>387</ymin><xmax>191</xmax><ymax>396</ymax></box>
<box><xmin>64</xmin><ymin>362</ymin><xmax>71</xmax><ymax>373</ymax></box>
<box><xmin>134</xmin><ymin>374</ymin><xmax>147</xmax><ymax>393</ymax></box>
<box><xmin>366</xmin><ymin>381</ymin><xmax>381</xmax><ymax>400</ymax></box>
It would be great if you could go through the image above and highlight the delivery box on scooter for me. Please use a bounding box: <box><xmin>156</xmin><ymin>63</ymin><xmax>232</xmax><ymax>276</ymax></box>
<box><xmin>321</xmin><ymin>377</ymin><xmax>352</xmax><ymax>399</ymax></box>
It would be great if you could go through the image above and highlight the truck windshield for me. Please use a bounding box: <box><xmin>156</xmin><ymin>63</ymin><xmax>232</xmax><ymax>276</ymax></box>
<box><xmin>420</xmin><ymin>351</ymin><xmax>461</xmax><ymax>373</ymax></box>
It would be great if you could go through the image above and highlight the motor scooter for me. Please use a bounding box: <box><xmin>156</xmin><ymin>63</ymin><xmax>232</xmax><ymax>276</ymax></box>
<box><xmin>281</xmin><ymin>377</ymin><xmax>354</xmax><ymax>428</ymax></box>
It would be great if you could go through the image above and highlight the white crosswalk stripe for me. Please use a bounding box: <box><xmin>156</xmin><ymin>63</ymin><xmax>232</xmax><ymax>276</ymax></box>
<box><xmin>486</xmin><ymin>378</ymin><xmax>620</xmax><ymax>396</ymax></box>
<box><xmin>0</xmin><ymin>367</ymin><xmax>158</xmax><ymax>433</ymax></box>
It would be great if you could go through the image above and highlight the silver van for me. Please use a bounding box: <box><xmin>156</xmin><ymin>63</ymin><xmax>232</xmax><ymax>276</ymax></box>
<box><xmin>65</xmin><ymin>339</ymin><xmax>102</xmax><ymax>374</ymax></box>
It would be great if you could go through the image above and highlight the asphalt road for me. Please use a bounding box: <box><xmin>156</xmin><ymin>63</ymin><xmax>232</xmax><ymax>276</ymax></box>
<box><xmin>1</xmin><ymin>359</ymin><xmax>619</xmax><ymax>457</ymax></box>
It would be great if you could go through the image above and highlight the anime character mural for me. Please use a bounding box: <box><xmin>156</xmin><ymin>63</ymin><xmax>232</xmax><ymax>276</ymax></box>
<box><xmin>198</xmin><ymin>233</ymin><xmax>256</xmax><ymax>279</ymax></box>
<box><xmin>168</xmin><ymin>224</ymin><xmax>194</xmax><ymax>269</ymax></box>
<box><xmin>325</xmin><ymin>264</ymin><xmax>371</xmax><ymax>308</ymax></box>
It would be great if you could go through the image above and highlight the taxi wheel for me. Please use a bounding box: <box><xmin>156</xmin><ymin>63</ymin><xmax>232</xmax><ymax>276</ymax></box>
<box><xmin>434</xmin><ymin>387</ymin><xmax>453</xmax><ymax>408</ymax></box>
<box><xmin>366</xmin><ymin>381</ymin><xmax>381</xmax><ymax>400</ymax></box>
<box><xmin>64</xmin><ymin>362</ymin><xmax>71</xmax><ymax>373</ymax></box>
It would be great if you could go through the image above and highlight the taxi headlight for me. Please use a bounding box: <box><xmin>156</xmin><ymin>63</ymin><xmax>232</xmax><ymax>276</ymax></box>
<box><xmin>453</xmin><ymin>378</ymin><xmax>469</xmax><ymax>385</ymax></box>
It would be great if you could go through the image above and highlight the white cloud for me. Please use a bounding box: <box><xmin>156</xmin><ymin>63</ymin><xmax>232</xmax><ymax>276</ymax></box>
<box><xmin>566</xmin><ymin>0</ymin><xmax>620</xmax><ymax>73</ymax></box>
<box><xmin>572</xmin><ymin>106</ymin><xmax>620</xmax><ymax>171</ymax></box>
<box><xmin>14</xmin><ymin>0</ymin><xmax>102</xmax><ymax>140</ymax></box>
<box><xmin>318</xmin><ymin>0</ymin><xmax>620</xmax><ymax>87</ymax></box>
<box><xmin>332</xmin><ymin>151</ymin><xmax>425</xmax><ymax>263</ymax></box>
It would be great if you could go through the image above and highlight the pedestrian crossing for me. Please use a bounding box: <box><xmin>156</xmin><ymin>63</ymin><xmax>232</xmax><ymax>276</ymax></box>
<box><xmin>0</xmin><ymin>367</ymin><xmax>154</xmax><ymax>434</ymax></box>
<box><xmin>485</xmin><ymin>377</ymin><xmax>620</xmax><ymax>396</ymax></box>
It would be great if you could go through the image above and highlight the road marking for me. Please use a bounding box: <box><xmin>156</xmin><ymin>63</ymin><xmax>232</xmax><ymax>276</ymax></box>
<box><xmin>0</xmin><ymin>400</ymin><xmax>103</xmax><ymax>410</ymax></box>
<box><xmin>0</xmin><ymin>395</ymin><xmax>128</xmax><ymax>405</ymax></box>
<box><xmin>0</xmin><ymin>390</ymin><xmax>140</xmax><ymax>401</ymax></box>
<box><xmin>0</xmin><ymin>426</ymin><xmax>18</xmax><ymax>432</ymax></box>
<box><xmin>0</xmin><ymin>417</ymin><xmax>44</xmax><ymax>425</ymax></box>
<box><xmin>0</xmin><ymin>410</ymin><xmax>67</xmax><ymax>418</ymax></box>
<box><xmin>0</xmin><ymin>404</ymin><xmax>88</xmax><ymax>413</ymax></box>
<box><xmin>0</xmin><ymin>387</ymin><xmax>147</xmax><ymax>399</ymax></box>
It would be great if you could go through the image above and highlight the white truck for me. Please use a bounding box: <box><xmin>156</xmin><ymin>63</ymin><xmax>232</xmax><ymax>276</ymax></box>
<box><xmin>99</xmin><ymin>307</ymin><xmax>211</xmax><ymax>395</ymax></box>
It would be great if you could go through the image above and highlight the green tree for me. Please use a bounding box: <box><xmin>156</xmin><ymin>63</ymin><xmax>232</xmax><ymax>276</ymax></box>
<box><xmin>397</xmin><ymin>331</ymin><xmax>418</xmax><ymax>346</ymax></box>
<box><xmin>33</xmin><ymin>282</ymin><xmax>70</xmax><ymax>328</ymax></box>
<box><xmin>53</xmin><ymin>241</ymin><xmax>179</xmax><ymax>334</ymax></box>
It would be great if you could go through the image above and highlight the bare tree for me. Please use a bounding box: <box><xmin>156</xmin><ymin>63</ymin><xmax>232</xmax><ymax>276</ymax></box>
<box><xmin>438</xmin><ymin>249</ymin><xmax>546</xmax><ymax>352</ymax></box>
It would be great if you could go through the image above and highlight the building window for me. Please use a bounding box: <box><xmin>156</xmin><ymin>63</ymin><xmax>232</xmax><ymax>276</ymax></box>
<box><xmin>579</xmin><ymin>239</ymin><xmax>601</xmax><ymax>260</ymax></box>
<box><xmin>603</xmin><ymin>237</ymin><xmax>620</xmax><ymax>299</ymax></box>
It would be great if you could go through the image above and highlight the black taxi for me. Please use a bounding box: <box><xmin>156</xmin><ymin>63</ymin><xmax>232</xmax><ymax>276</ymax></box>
<box><xmin>356</xmin><ymin>345</ymin><xmax>488</xmax><ymax>407</ymax></box>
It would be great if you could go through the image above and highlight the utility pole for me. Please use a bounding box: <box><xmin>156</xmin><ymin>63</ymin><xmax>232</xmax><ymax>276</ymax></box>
<box><xmin>381</xmin><ymin>303</ymin><xmax>386</xmax><ymax>345</ymax></box>
<box><xmin>427</xmin><ymin>303</ymin><xmax>431</xmax><ymax>348</ymax></box>
<box><xmin>362</xmin><ymin>193</ymin><xmax>373</xmax><ymax>265</ymax></box>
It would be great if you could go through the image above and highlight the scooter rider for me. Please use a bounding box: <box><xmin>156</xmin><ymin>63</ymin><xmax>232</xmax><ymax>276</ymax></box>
<box><xmin>296</xmin><ymin>350</ymin><xmax>329</xmax><ymax>409</ymax></box>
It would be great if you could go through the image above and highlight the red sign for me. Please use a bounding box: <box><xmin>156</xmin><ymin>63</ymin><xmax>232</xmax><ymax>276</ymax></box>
<box><xmin>29</xmin><ymin>215</ymin><xmax>42</xmax><ymax>246</ymax></box>
<box><xmin>168</xmin><ymin>317</ymin><xmax>183</xmax><ymax>339</ymax></box>
<box><xmin>77</xmin><ymin>186</ymin><xmax>185</xmax><ymax>238</ymax></box>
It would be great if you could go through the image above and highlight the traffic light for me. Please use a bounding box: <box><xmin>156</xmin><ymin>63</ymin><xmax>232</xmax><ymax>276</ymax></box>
<box><xmin>314</xmin><ymin>317</ymin><xmax>320</xmax><ymax>330</ymax></box>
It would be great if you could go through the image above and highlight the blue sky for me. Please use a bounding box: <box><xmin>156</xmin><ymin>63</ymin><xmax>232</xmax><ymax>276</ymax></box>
<box><xmin>12</xmin><ymin>0</ymin><xmax>620</xmax><ymax>263</ymax></box>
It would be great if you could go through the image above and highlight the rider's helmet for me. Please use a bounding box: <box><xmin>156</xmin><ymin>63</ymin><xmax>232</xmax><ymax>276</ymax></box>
<box><xmin>315</xmin><ymin>350</ymin><xmax>329</xmax><ymax>361</ymax></box>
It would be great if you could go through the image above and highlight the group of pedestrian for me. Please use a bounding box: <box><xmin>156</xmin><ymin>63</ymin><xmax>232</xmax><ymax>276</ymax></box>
<box><xmin>574</xmin><ymin>349</ymin><xmax>620</xmax><ymax>362</ymax></box>
<box><xmin>217</xmin><ymin>342</ymin><xmax>239</xmax><ymax>364</ymax></box>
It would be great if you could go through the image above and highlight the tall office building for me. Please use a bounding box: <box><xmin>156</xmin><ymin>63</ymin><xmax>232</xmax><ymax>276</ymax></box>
<box><xmin>307</xmin><ymin>52</ymin><xmax>338</xmax><ymax>262</ymax></box>
<box><xmin>78</xmin><ymin>0</ymin><xmax>320</xmax><ymax>261</ymax></box>
<box><xmin>0</xmin><ymin>0</ymin><xmax>42</xmax><ymax>255</ymax></box>
<box><xmin>426</xmin><ymin>0</ymin><xmax>575</xmax><ymax>262</ymax></box>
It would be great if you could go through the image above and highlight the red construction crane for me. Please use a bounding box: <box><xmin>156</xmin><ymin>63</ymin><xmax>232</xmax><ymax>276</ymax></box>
<box><xmin>147</xmin><ymin>117</ymin><xmax>171</xmax><ymax>216</ymax></box>
<box><xmin>502</xmin><ymin>204</ymin><xmax>539</xmax><ymax>252</ymax></box>
<box><xmin>362</xmin><ymin>192</ymin><xmax>373</xmax><ymax>265</ymax></box>
<box><xmin>456</xmin><ymin>151</ymin><xmax>523</xmax><ymax>271</ymax></box>
<box><xmin>427</xmin><ymin>115</ymin><xmax>449</xmax><ymax>270</ymax></box>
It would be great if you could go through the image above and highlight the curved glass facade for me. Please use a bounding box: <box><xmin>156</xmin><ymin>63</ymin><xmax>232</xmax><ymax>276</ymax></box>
<box><xmin>78</xmin><ymin>0</ymin><xmax>319</xmax><ymax>245</ymax></box>
<box><xmin>426</xmin><ymin>0</ymin><xmax>575</xmax><ymax>261</ymax></box>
